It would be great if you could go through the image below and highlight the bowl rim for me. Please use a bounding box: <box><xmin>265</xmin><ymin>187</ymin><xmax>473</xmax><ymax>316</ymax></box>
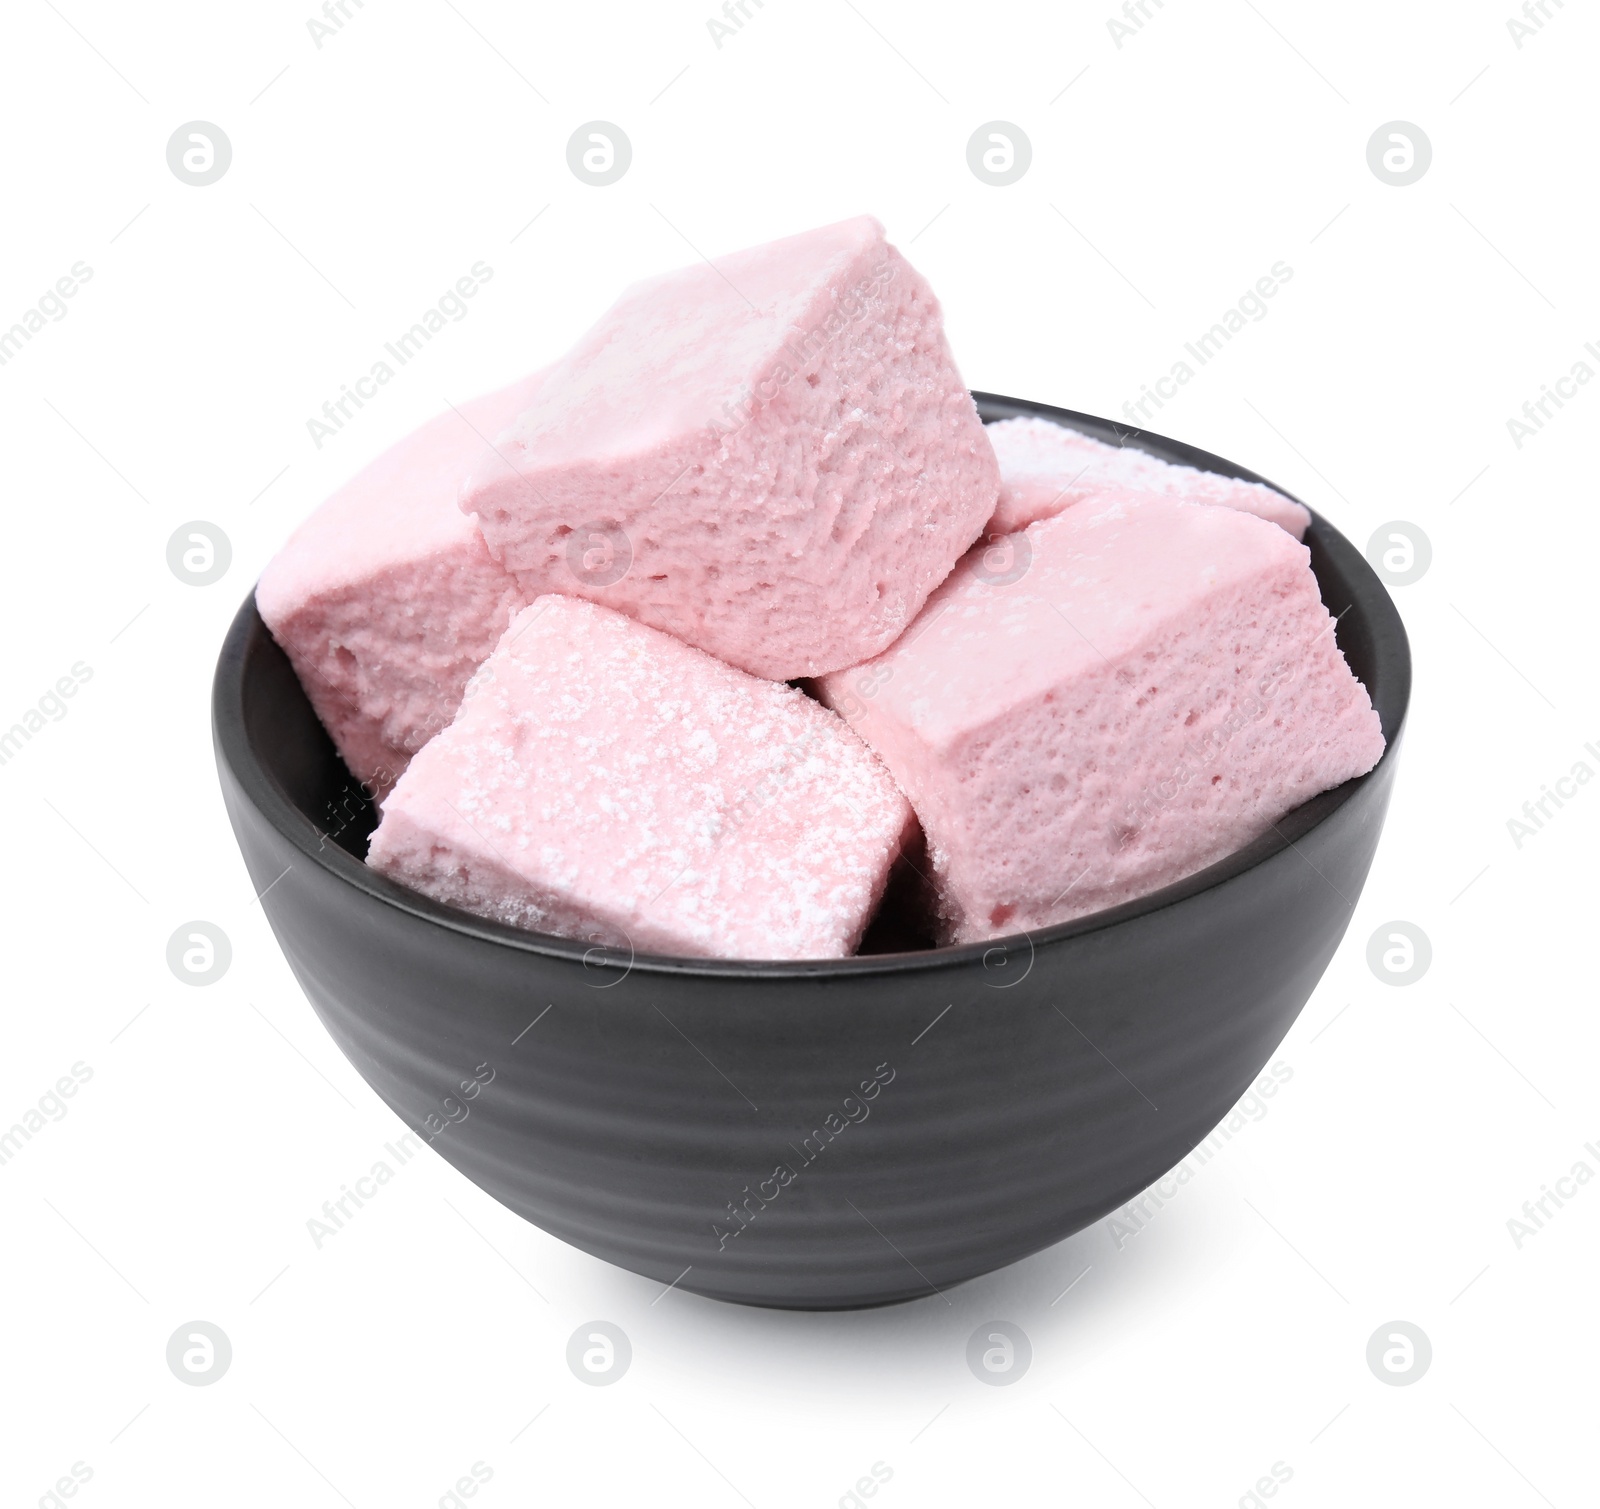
<box><xmin>213</xmin><ymin>392</ymin><xmax>1412</xmax><ymax>980</ymax></box>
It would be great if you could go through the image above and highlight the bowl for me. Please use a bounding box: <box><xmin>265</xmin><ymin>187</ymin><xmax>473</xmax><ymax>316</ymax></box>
<box><xmin>212</xmin><ymin>392</ymin><xmax>1411</xmax><ymax>1310</ymax></box>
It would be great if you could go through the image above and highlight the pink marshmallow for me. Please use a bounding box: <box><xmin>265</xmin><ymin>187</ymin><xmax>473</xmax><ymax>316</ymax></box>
<box><xmin>458</xmin><ymin>217</ymin><xmax>999</xmax><ymax>680</ymax></box>
<box><xmin>257</xmin><ymin>373</ymin><xmax>546</xmax><ymax>793</ymax></box>
<box><xmin>367</xmin><ymin>596</ymin><xmax>915</xmax><ymax>960</ymax></box>
<box><xmin>818</xmin><ymin>495</ymin><xmax>1384</xmax><ymax>944</ymax></box>
<box><xmin>985</xmin><ymin>416</ymin><xmax>1310</xmax><ymax>539</ymax></box>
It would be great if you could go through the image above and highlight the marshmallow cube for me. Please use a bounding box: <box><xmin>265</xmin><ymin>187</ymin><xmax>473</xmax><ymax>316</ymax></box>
<box><xmin>367</xmin><ymin>596</ymin><xmax>915</xmax><ymax>960</ymax></box>
<box><xmin>459</xmin><ymin>216</ymin><xmax>999</xmax><ymax>681</ymax></box>
<box><xmin>257</xmin><ymin>375</ymin><xmax>546</xmax><ymax>792</ymax></box>
<box><xmin>819</xmin><ymin>496</ymin><xmax>1383</xmax><ymax>944</ymax></box>
<box><xmin>986</xmin><ymin>416</ymin><xmax>1310</xmax><ymax>539</ymax></box>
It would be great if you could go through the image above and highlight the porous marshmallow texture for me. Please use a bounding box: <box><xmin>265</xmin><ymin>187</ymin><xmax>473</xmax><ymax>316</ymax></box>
<box><xmin>985</xmin><ymin>416</ymin><xmax>1310</xmax><ymax>539</ymax></box>
<box><xmin>367</xmin><ymin>596</ymin><xmax>915</xmax><ymax>960</ymax></box>
<box><xmin>818</xmin><ymin>496</ymin><xmax>1384</xmax><ymax>944</ymax></box>
<box><xmin>257</xmin><ymin>373</ymin><xmax>547</xmax><ymax>793</ymax></box>
<box><xmin>459</xmin><ymin>216</ymin><xmax>999</xmax><ymax>680</ymax></box>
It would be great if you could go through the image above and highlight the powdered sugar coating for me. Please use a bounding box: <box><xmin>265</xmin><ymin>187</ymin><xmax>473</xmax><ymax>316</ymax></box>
<box><xmin>985</xmin><ymin>416</ymin><xmax>1310</xmax><ymax>539</ymax></box>
<box><xmin>818</xmin><ymin>495</ymin><xmax>1383</xmax><ymax>944</ymax></box>
<box><xmin>257</xmin><ymin>373</ymin><xmax>547</xmax><ymax>792</ymax></box>
<box><xmin>367</xmin><ymin>596</ymin><xmax>915</xmax><ymax>959</ymax></box>
<box><xmin>460</xmin><ymin>216</ymin><xmax>999</xmax><ymax>680</ymax></box>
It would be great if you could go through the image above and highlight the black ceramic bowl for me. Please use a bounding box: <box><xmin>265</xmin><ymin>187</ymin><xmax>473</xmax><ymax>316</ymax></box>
<box><xmin>214</xmin><ymin>393</ymin><xmax>1410</xmax><ymax>1310</ymax></box>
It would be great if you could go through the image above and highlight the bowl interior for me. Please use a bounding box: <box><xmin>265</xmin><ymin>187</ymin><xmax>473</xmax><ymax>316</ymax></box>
<box><xmin>218</xmin><ymin>394</ymin><xmax>1410</xmax><ymax>975</ymax></box>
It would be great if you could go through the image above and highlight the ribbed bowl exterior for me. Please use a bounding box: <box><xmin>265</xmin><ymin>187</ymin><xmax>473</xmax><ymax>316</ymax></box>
<box><xmin>213</xmin><ymin>395</ymin><xmax>1410</xmax><ymax>1309</ymax></box>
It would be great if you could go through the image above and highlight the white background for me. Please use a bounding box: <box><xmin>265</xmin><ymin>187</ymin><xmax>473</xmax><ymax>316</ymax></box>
<box><xmin>2</xmin><ymin>1</ymin><xmax>1597</xmax><ymax>1505</ymax></box>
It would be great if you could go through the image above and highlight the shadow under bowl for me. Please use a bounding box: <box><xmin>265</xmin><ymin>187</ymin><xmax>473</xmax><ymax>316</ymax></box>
<box><xmin>212</xmin><ymin>392</ymin><xmax>1411</xmax><ymax>1310</ymax></box>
